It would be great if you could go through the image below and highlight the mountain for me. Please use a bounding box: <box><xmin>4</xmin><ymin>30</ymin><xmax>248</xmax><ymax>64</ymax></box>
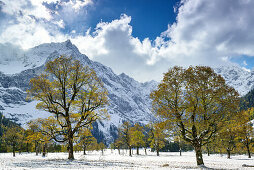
<box><xmin>0</xmin><ymin>40</ymin><xmax>253</xmax><ymax>144</ymax></box>
<box><xmin>0</xmin><ymin>40</ymin><xmax>157</xmax><ymax>144</ymax></box>
<box><xmin>214</xmin><ymin>65</ymin><xmax>254</xmax><ymax>96</ymax></box>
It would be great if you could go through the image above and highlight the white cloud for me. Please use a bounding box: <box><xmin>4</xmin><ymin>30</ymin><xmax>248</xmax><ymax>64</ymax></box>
<box><xmin>1</xmin><ymin>0</ymin><xmax>254</xmax><ymax>82</ymax></box>
<box><xmin>63</xmin><ymin>0</ymin><xmax>93</xmax><ymax>12</ymax></box>
<box><xmin>71</xmin><ymin>14</ymin><xmax>170</xmax><ymax>82</ymax></box>
<box><xmin>243</xmin><ymin>60</ymin><xmax>248</xmax><ymax>66</ymax></box>
<box><xmin>0</xmin><ymin>14</ymin><xmax>66</xmax><ymax>49</ymax></box>
<box><xmin>0</xmin><ymin>0</ymin><xmax>92</xmax><ymax>49</ymax></box>
<box><xmin>71</xmin><ymin>0</ymin><xmax>254</xmax><ymax>81</ymax></box>
<box><xmin>53</xmin><ymin>19</ymin><xmax>65</xmax><ymax>28</ymax></box>
<box><xmin>1</xmin><ymin>0</ymin><xmax>55</xmax><ymax>20</ymax></box>
<box><xmin>158</xmin><ymin>0</ymin><xmax>254</xmax><ymax>66</ymax></box>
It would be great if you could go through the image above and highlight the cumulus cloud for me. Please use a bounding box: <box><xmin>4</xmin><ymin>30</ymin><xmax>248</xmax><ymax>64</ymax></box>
<box><xmin>158</xmin><ymin>0</ymin><xmax>254</xmax><ymax>66</ymax></box>
<box><xmin>72</xmin><ymin>0</ymin><xmax>254</xmax><ymax>81</ymax></box>
<box><xmin>62</xmin><ymin>0</ymin><xmax>93</xmax><ymax>12</ymax></box>
<box><xmin>0</xmin><ymin>0</ymin><xmax>92</xmax><ymax>48</ymax></box>
<box><xmin>1</xmin><ymin>0</ymin><xmax>254</xmax><ymax>82</ymax></box>
<box><xmin>71</xmin><ymin>14</ymin><xmax>170</xmax><ymax>82</ymax></box>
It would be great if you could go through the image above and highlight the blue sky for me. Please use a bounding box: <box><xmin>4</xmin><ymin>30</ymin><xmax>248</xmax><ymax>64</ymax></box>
<box><xmin>42</xmin><ymin>0</ymin><xmax>179</xmax><ymax>40</ymax></box>
<box><xmin>0</xmin><ymin>0</ymin><xmax>254</xmax><ymax>81</ymax></box>
<box><xmin>85</xmin><ymin>0</ymin><xmax>179</xmax><ymax>40</ymax></box>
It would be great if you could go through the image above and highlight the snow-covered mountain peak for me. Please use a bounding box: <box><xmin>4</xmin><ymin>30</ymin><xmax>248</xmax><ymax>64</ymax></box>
<box><xmin>0</xmin><ymin>40</ymin><xmax>158</xmax><ymax>144</ymax></box>
<box><xmin>214</xmin><ymin>64</ymin><xmax>254</xmax><ymax>96</ymax></box>
<box><xmin>0</xmin><ymin>40</ymin><xmax>90</xmax><ymax>75</ymax></box>
<box><xmin>1</xmin><ymin>40</ymin><xmax>254</xmax><ymax>144</ymax></box>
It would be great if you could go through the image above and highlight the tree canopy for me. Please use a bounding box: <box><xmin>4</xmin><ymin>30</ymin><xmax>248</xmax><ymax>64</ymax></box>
<box><xmin>150</xmin><ymin>66</ymin><xmax>239</xmax><ymax>165</ymax></box>
<box><xmin>27</xmin><ymin>56</ymin><xmax>108</xmax><ymax>159</ymax></box>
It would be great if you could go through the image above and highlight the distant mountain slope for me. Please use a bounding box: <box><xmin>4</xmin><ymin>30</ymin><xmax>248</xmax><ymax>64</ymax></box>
<box><xmin>0</xmin><ymin>40</ymin><xmax>157</xmax><ymax>144</ymax></box>
<box><xmin>240</xmin><ymin>88</ymin><xmax>254</xmax><ymax>111</ymax></box>
<box><xmin>214</xmin><ymin>65</ymin><xmax>254</xmax><ymax>96</ymax></box>
<box><xmin>1</xmin><ymin>40</ymin><xmax>254</xmax><ymax>144</ymax></box>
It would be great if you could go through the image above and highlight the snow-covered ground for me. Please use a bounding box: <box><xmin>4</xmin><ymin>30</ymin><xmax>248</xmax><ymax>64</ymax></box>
<box><xmin>0</xmin><ymin>149</ymin><xmax>253</xmax><ymax>169</ymax></box>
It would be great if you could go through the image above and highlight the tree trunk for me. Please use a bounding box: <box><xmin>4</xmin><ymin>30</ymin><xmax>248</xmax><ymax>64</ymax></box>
<box><xmin>12</xmin><ymin>144</ymin><xmax>15</xmax><ymax>157</ymax></box>
<box><xmin>145</xmin><ymin>148</ymin><xmax>147</xmax><ymax>155</ymax></box>
<box><xmin>68</xmin><ymin>137</ymin><xmax>74</xmax><ymax>160</ymax></box>
<box><xmin>194</xmin><ymin>144</ymin><xmax>204</xmax><ymax>165</ymax></box>
<box><xmin>156</xmin><ymin>148</ymin><xmax>159</xmax><ymax>156</ymax></box>
<box><xmin>35</xmin><ymin>142</ymin><xmax>39</xmax><ymax>156</ymax></box>
<box><xmin>247</xmin><ymin>145</ymin><xmax>251</xmax><ymax>158</ymax></box>
<box><xmin>245</xmin><ymin>138</ymin><xmax>251</xmax><ymax>158</ymax></box>
<box><xmin>136</xmin><ymin>147</ymin><xmax>139</xmax><ymax>155</ymax></box>
<box><xmin>42</xmin><ymin>143</ymin><xmax>47</xmax><ymax>157</ymax></box>
<box><xmin>207</xmin><ymin>146</ymin><xmax>210</xmax><ymax>156</ymax></box>
<box><xmin>26</xmin><ymin>142</ymin><xmax>29</xmax><ymax>153</ymax></box>
<box><xmin>129</xmin><ymin>146</ymin><xmax>132</xmax><ymax>156</ymax></box>
<box><xmin>118</xmin><ymin>148</ymin><xmax>120</xmax><ymax>155</ymax></box>
<box><xmin>227</xmin><ymin>149</ymin><xmax>231</xmax><ymax>159</ymax></box>
<box><xmin>83</xmin><ymin>145</ymin><xmax>87</xmax><ymax>155</ymax></box>
<box><xmin>179</xmin><ymin>142</ymin><xmax>182</xmax><ymax>156</ymax></box>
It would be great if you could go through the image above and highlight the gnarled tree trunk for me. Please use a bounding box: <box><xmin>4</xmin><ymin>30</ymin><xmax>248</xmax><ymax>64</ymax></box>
<box><xmin>194</xmin><ymin>144</ymin><xmax>204</xmax><ymax>165</ymax></box>
<box><xmin>68</xmin><ymin>135</ymin><xmax>74</xmax><ymax>160</ymax></box>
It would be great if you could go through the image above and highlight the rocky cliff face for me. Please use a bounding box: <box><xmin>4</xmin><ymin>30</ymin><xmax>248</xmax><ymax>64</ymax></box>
<box><xmin>0</xmin><ymin>40</ymin><xmax>157</xmax><ymax>143</ymax></box>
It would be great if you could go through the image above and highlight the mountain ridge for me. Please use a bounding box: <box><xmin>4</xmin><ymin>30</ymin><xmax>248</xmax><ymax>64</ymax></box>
<box><xmin>0</xmin><ymin>40</ymin><xmax>254</xmax><ymax>143</ymax></box>
<box><xmin>0</xmin><ymin>40</ymin><xmax>157</xmax><ymax>144</ymax></box>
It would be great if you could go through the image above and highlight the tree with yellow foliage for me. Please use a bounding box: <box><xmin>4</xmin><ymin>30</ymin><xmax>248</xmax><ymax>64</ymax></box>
<box><xmin>238</xmin><ymin>108</ymin><xmax>254</xmax><ymax>158</ymax></box>
<box><xmin>216</xmin><ymin>108</ymin><xmax>254</xmax><ymax>159</ymax></box>
<box><xmin>113</xmin><ymin>138</ymin><xmax>124</xmax><ymax>155</ymax></box>
<box><xmin>27</xmin><ymin>117</ymin><xmax>55</xmax><ymax>157</ymax></box>
<box><xmin>26</xmin><ymin>120</ymin><xmax>43</xmax><ymax>156</ymax></box>
<box><xmin>130</xmin><ymin>123</ymin><xmax>145</xmax><ymax>155</ymax></box>
<box><xmin>148</xmin><ymin>122</ymin><xmax>167</xmax><ymax>156</ymax></box>
<box><xmin>97</xmin><ymin>142</ymin><xmax>106</xmax><ymax>155</ymax></box>
<box><xmin>3</xmin><ymin>126</ymin><xmax>23</xmax><ymax>157</ymax></box>
<box><xmin>77</xmin><ymin>127</ymin><xmax>97</xmax><ymax>155</ymax></box>
<box><xmin>151</xmin><ymin>66</ymin><xmax>239</xmax><ymax>165</ymax></box>
<box><xmin>118</xmin><ymin>121</ymin><xmax>132</xmax><ymax>156</ymax></box>
<box><xmin>27</xmin><ymin>56</ymin><xmax>108</xmax><ymax>160</ymax></box>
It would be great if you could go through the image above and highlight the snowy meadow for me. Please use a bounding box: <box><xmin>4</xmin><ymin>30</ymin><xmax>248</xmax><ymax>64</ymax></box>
<box><xmin>0</xmin><ymin>149</ymin><xmax>254</xmax><ymax>170</ymax></box>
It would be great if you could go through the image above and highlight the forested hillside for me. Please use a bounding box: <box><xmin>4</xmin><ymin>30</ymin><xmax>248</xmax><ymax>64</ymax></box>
<box><xmin>240</xmin><ymin>89</ymin><xmax>254</xmax><ymax>111</ymax></box>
